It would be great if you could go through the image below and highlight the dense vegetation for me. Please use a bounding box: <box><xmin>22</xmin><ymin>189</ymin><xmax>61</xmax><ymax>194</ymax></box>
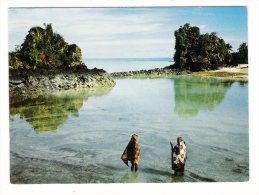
<box><xmin>173</xmin><ymin>23</ymin><xmax>248</xmax><ymax>71</ymax></box>
<box><xmin>9</xmin><ymin>23</ymin><xmax>85</xmax><ymax>70</ymax></box>
<box><xmin>9</xmin><ymin>23</ymin><xmax>248</xmax><ymax>72</ymax></box>
<box><xmin>231</xmin><ymin>42</ymin><xmax>248</xmax><ymax>65</ymax></box>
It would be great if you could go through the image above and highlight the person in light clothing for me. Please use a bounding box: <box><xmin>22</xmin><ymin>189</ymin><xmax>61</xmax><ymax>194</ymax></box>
<box><xmin>170</xmin><ymin>137</ymin><xmax>187</xmax><ymax>174</ymax></box>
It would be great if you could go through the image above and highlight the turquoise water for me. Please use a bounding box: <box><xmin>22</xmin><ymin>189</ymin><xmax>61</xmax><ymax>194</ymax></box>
<box><xmin>9</xmin><ymin>59</ymin><xmax>249</xmax><ymax>183</ymax></box>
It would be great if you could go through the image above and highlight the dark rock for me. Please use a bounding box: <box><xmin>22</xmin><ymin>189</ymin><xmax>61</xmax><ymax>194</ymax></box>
<box><xmin>110</xmin><ymin>67</ymin><xmax>188</xmax><ymax>78</ymax></box>
<box><xmin>9</xmin><ymin>67</ymin><xmax>116</xmax><ymax>104</ymax></box>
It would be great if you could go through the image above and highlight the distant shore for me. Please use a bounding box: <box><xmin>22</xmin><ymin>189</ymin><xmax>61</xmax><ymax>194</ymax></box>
<box><xmin>110</xmin><ymin>64</ymin><xmax>248</xmax><ymax>81</ymax></box>
<box><xmin>189</xmin><ymin>64</ymin><xmax>248</xmax><ymax>81</ymax></box>
<box><xmin>110</xmin><ymin>68</ymin><xmax>190</xmax><ymax>78</ymax></box>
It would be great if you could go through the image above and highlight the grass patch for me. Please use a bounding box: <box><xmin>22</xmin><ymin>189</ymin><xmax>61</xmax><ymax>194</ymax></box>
<box><xmin>189</xmin><ymin>71</ymin><xmax>247</xmax><ymax>78</ymax></box>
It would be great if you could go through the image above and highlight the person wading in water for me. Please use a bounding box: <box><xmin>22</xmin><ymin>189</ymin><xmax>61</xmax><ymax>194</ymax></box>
<box><xmin>170</xmin><ymin>137</ymin><xmax>187</xmax><ymax>175</ymax></box>
<box><xmin>121</xmin><ymin>134</ymin><xmax>141</xmax><ymax>172</ymax></box>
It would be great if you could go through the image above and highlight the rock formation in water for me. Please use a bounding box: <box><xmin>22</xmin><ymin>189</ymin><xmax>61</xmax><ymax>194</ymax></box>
<box><xmin>110</xmin><ymin>67</ymin><xmax>191</xmax><ymax>78</ymax></box>
<box><xmin>9</xmin><ymin>66</ymin><xmax>115</xmax><ymax>104</ymax></box>
<box><xmin>9</xmin><ymin>24</ymin><xmax>116</xmax><ymax>104</ymax></box>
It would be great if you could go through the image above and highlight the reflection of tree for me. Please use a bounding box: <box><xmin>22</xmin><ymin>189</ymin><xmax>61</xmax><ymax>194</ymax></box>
<box><xmin>10</xmin><ymin>88</ymin><xmax>113</xmax><ymax>133</ymax></box>
<box><xmin>174</xmin><ymin>76</ymin><xmax>233</xmax><ymax>118</ymax></box>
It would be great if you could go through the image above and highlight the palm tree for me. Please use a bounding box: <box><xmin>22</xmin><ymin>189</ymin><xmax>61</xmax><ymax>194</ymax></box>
<box><xmin>237</xmin><ymin>43</ymin><xmax>248</xmax><ymax>64</ymax></box>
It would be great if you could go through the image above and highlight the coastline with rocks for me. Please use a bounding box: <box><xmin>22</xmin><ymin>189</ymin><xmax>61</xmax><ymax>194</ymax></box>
<box><xmin>8</xmin><ymin>23</ymin><xmax>248</xmax><ymax>105</ymax></box>
<box><xmin>9</xmin><ymin>64</ymin><xmax>248</xmax><ymax>105</ymax></box>
<box><xmin>110</xmin><ymin>64</ymin><xmax>248</xmax><ymax>81</ymax></box>
<box><xmin>110</xmin><ymin>67</ymin><xmax>191</xmax><ymax>78</ymax></box>
<box><xmin>9</xmin><ymin>66</ymin><xmax>116</xmax><ymax>105</ymax></box>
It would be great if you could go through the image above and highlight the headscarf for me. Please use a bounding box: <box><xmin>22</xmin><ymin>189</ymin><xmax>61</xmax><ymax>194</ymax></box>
<box><xmin>121</xmin><ymin>134</ymin><xmax>141</xmax><ymax>166</ymax></box>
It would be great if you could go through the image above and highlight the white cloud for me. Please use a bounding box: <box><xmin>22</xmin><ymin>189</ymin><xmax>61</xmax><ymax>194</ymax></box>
<box><xmin>8</xmin><ymin>7</ymin><xmax>248</xmax><ymax>57</ymax></box>
<box><xmin>62</xmin><ymin>23</ymin><xmax>164</xmax><ymax>37</ymax></box>
<box><xmin>80</xmin><ymin>38</ymin><xmax>173</xmax><ymax>47</ymax></box>
<box><xmin>197</xmin><ymin>25</ymin><xmax>207</xmax><ymax>30</ymax></box>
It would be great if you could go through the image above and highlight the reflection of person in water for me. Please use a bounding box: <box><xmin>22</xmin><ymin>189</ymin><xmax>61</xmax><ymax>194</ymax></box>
<box><xmin>121</xmin><ymin>134</ymin><xmax>141</xmax><ymax>172</ymax></box>
<box><xmin>170</xmin><ymin>137</ymin><xmax>187</xmax><ymax>175</ymax></box>
<box><xmin>121</xmin><ymin>171</ymin><xmax>139</xmax><ymax>183</ymax></box>
<box><xmin>171</xmin><ymin>173</ymin><xmax>185</xmax><ymax>182</ymax></box>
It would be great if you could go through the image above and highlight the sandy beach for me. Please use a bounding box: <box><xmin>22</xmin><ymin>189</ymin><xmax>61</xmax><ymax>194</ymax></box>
<box><xmin>190</xmin><ymin>64</ymin><xmax>248</xmax><ymax>81</ymax></box>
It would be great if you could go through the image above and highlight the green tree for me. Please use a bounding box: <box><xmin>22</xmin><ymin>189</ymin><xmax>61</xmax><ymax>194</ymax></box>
<box><xmin>230</xmin><ymin>42</ymin><xmax>248</xmax><ymax>65</ymax></box>
<box><xmin>174</xmin><ymin>23</ymin><xmax>200</xmax><ymax>70</ymax></box>
<box><xmin>173</xmin><ymin>24</ymin><xmax>233</xmax><ymax>71</ymax></box>
<box><xmin>9</xmin><ymin>23</ymin><xmax>84</xmax><ymax>70</ymax></box>
<box><xmin>237</xmin><ymin>42</ymin><xmax>248</xmax><ymax>64</ymax></box>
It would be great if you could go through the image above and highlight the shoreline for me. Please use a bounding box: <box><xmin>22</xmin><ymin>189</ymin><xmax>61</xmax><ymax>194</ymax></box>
<box><xmin>9</xmin><ymin>66</ymin><xmax>116</xmax><ymax>104</ymax></box>
<box><xmin>110</xmin><ymin>68</ymin><xmax>191</xmax><ymax>78</ymax></box>
<box><xmin>9</xmin><ymin>64</ymin><xmax>248</xmax><ymax>104</ymax></box>
<box><xmin>188</xmin><ymin>64</ymin><xmax>248</xmax><ymax>81</ymax></box>
<box><xmin>110</xmin><ymin>64</ymin><xmax>248</xmax><ymax>82</ymax></box>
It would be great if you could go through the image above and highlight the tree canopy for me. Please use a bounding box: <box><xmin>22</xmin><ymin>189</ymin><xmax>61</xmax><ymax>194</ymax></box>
<box><xmin>9</xmin><ymin>23</ymin><xmax>85</xmax><ymax>70</ymax></box>
<box><xmin>173</xmin><ymin>23</ymin><xmax>248</xmax><ymax>71</ymax></box>
<box><xmin>231</xmin><ymin>42</ymin><xmax>248</xmax><ymax>65</ymax></box>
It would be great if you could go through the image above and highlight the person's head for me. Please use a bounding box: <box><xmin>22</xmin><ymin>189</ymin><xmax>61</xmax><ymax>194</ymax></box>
<box><xmin>177</xmin><ymin>137</ymin><xmax>182</xmax><ymax>145</ymax></box>
<box><xmin>131</xmin><ymin>134</ymin><xmax>138</xmax><ymax>142</ymax></box>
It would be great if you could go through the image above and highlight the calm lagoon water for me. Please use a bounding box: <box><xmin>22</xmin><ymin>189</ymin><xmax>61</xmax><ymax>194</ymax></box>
<box><xmin>9</xmin><ymin>59</ymin><xmax>249</xmax><ymax>183</ymax></box>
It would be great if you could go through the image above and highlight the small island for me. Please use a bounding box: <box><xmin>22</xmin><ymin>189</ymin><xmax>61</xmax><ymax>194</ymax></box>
<box><xmin>9</xmin><ymin>23</ymin><xmax>248</xmax><ymax>104</ymax></box>
<box><xmin>111</xmin><ymin>23</ymin><xmax>248</xmax><ymax>81</ymax></box>
<box><xmin>9</xmin><ymin>24</ymin><xmax>116</xmax><ymax>104</ymax></box>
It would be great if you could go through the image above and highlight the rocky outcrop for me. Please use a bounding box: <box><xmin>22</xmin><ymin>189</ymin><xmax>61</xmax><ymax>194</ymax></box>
<box><xmin>110</xmin><ymin>67</ymin><xmax>191</xmax><ymax>78</ymax></box>
<box><xmin>9</xmin><ymin>66</ymin><xmax>116</xmax><ymax>104</ymax></box>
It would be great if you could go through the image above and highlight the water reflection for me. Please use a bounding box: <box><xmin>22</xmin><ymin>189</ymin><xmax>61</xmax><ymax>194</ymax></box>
<box><xmin>9</xmin><ymin>87</ymin><xmax>113</xmax><ymax>133</ymax></box>
<box><xmin>174</xmin><ymin>76</ymin><xmax>234</xmax><ymax>118</ymax></box>
<box><xmin>120</xmin><ymin>171</ymin><xmax>139</xmax><ymax>183</ymax></box>
<box><xmin>9</xmin><ymin>77</ymin><xmax>248</xmax><ymax>183</ymax></box>
<box><xmin>171</xmin><ymin>174</ymin><xmax>184</xmax><ymax>182</ymax></box>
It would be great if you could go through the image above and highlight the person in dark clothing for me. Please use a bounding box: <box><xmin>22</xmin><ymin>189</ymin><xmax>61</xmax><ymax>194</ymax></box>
<box><xmin>121</xmin><ymin>134</ymin><xmax>141</xmax><ymax>172</ymax></box>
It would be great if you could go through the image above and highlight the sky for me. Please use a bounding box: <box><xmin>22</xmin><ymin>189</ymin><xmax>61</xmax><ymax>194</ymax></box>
<box><xmin>8</xmin><ymin>7</ymin><xmax>248</xmax><ymax>59</ymax></box>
